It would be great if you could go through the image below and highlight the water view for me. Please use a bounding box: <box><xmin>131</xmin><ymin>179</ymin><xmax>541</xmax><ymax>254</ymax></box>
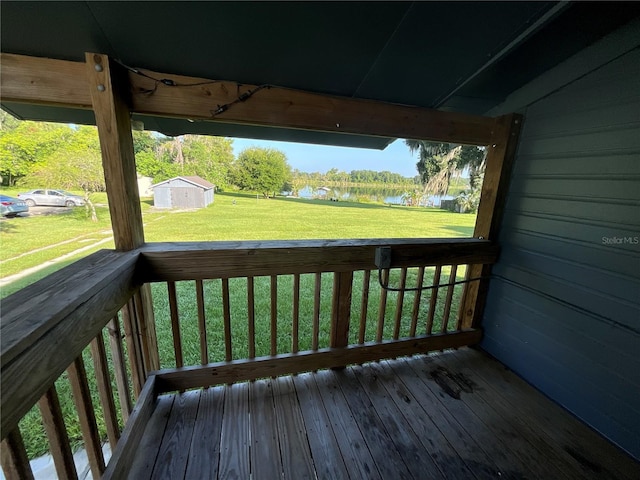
<box><xmin>295</xmin><ymin>185</ymin><xmax>454</xmax><ymax>207</ymax></box>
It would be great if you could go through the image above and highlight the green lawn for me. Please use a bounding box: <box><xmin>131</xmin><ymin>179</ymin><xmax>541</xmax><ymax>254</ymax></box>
<box><xmin>5</xmin><ymin>191</ymin><xmax>477</xmax><ymax>459</ymax></box>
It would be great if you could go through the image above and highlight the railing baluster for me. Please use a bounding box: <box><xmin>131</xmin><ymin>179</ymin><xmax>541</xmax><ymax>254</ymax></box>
<box><xmin>393</xmin><ymin>267</ymin><xmax>408</xmax><ymax>339</ymax></box>
<box><xmin>167</xmin><ymin>281</ymin><xmax>184</xmax><ymax>368</ymax></box>
<box><xmin>90</xmin><ymin>334</ymin><xmax>120</xmax><ymax>449</ymax></box>
<box><xmin>38</xmin><ymin>385</ymin><xmax>78</xmax><ymax>480</ymax></box>
<box><xmin>410</xmin><ymin>266</ymin><xmax>425</xmax><ymax>337</ymax></box>
<box><xmin>376</xmin><ymin>268</ymin><xmax>389</xmax><ymax>342</ymax></box>
<box><xmin>67</xmin><ymin>356</ymin><xmax>106</xmax><ymax>478</ymax></box>
<box><xmin>426</xmin><ymin>266</ymin><xmax>442</xmax><ymax>335</ymax></box>
<box><xmin>312</xmin><ymin>272</ymin><xmax>321</xmax><ymax>350</ymax></box>
<box><xmin>222</xmin><ymin>278</ymin><xmax>233</xmax><ymax>361</ymax></box>
<box><xmin>270</xmin><ymin>275</ymin><xmax>278</xmax><ymax>356</ymax></box>
<box><xmin>1</xmin><ymin>428</ymin><xmax>34</xmax><ymax>480</ymax></box>
<box><xmin>120</xmin><ymin>301</ymin><xmax>144</xmax><ymax>397</ymax></box>
<box><xmin>441</xmin><ymin>265</ymin><xmax>458</xmax><ymax>333</ymax></box>
<box><xmin>456</xmin><ymin>265</ymin><xmax>471</xmax><ymax>331</ymax></box>
<box><xmin>107</xmin><ymin>317</ymin><xmax>132</xmax><ymax>423</ymax></box>
<box><xmin>195</xmin><ymin>279</ymin><xmax>209</xmax><ymax>365</ymax></box>
<box><xmin>358</xmin><ymin>270</ymin><xmax>371</xmax><ymax>344</ymax></box>
<box><xmin>330</xmin><ymin>271</ymin><xmax>353</xmax><ymax>349</ymax></box>
<box><xmin>292</xmin><ymin>274</ymin><xmax>300</xmax><ymax>353</ymax></box>
<box><xmin>247</xmin><ymin>276</ymin><xmax>256</xmax><ymax>358</ymax></box>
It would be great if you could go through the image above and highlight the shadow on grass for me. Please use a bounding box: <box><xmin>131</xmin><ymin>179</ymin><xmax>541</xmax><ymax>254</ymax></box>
<box><xmin>0</xmin><ymin>219</ymin><xmax>20</xmax><ymax>233</ymax></box>
<box><xmin>443</xmin><ymin>224</ymin><xmax>475</xmax><ymax>236</ymax></box>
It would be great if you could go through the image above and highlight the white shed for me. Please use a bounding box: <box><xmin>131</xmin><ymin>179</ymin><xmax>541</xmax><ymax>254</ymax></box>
<box><xmin>151</xmin><ymin>176</ymin><xmax>215</xmax><ymax>209</ymax></box>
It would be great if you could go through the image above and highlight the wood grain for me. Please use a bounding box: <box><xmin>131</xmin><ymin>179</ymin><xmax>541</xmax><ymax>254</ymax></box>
<box><xmin>410</xmin><ymin>266</ymin><xmax>425</xmax><ymax>336</ymax></box>
<box><xmin>154</xmin><ymin>330</ymin><xmax>482</xmax><ymax>392</ymax></box>
<box><xmin>218</xmin><ymin>382</ymin><xmax>250</xmax><ymax>480</ymax></box>
<box><xmin>461</xmin><ymin>113</ymin><xmax>522</xmax><ymax>329</ymax></box>
<box><xmin>195</xmin><ymin>280</ymin><xmax>209</xmax><ymax>364</ymax></box>
<box><xmin>222</xmin><ymin>278</ymin><xmax>232</xmax><ymax>361</ymax></box>
<box><xmin>86</xmin><ymin>53</ymin><xmax>144</xmax><ymax>251</ymax></box>
<box><xmin>67</xmin><ymin>356</ymin><xmax>105</xmax><ymax>478</ymax></box>
<box><xmin>0</xmin><ymin>429</ymin><xmax>34</xmax><ymax>480</ymax></box>
<box><xmin>330</xmin><ymin>271</ymin><xmax>353</xmax><ymax>349</ymax></box>
<box><xmin>2</xmin><ymin>53</ymin><xmax>496</xmax><ymax>146</ymax></box>
<box><xmin>167</xmin><ymin>281</ymin><xmax>184</xmax><ymax>368</ymax></box>
<box><xmin>152</xmin><ymin>390</ymin><xmax>200</xmax><ymax>479</ymax></box>
<box><xmin>121</xmin><ymin>299</ymin><xmax>144</xmax><ymax>398</ymax></box>
<box><xmin>38</xmin><ymin>386</ymin><xmax>78</xmax><ymax>480</ymax></box>
<box><xmin>292</xmin><ymin>274</ymin><xmax>301</xmax><ymax>353</ymax></box>
<box><xmin>185</xmin><ymin>387</ymin><xmax>225</xmax><ymax>479</ymax></box>
<box><xmin>102</xmin><ymin>376</ymin><xmax>158</xmax><ymax>480</ymax></box>
<box><xmin>270</xmin><ymin>276</ymin><xmax>278</xmax><ymax>356</ymax></box>
<box><xmin>272</xmin><ymin>377</ymin><xmax>316</xmax><ymax>479</ymax></box>
<box><xmin>393</xmin><ymin>267</ymin><xmax>408</xmax><ymax>339</ymax></box>
<box><xmin>138</xmin><ymin>238</ymin><xmax>499</xmax><ymax>282</ymax></box>
<box><xmin>249</xmin><ymin>380</ymin><xmax>283</xmax><ymax>480</ymax></box>
<box><xmin>426</xmin><ymin>266</ymin><xmax>442</xmax><ymax>335</ymax></box>
<box><xmin>358</xmin><ymin>270</ymin><xmax>371</xmax><ymax>344</ymax></box>
<box><xmin>376</xmin><ymin>269</ymin><xmax>389</xmax><ymax>342</ymax></box>
<box><xmin>312</xmin><ymin>273</ymin><xmax>321</xmax><ymax>350</ymax></box>
<box><xmin>247</xmin><ymin>277</ymin><xmax>256</xmax><ymax>358</ymax></box>
<box><xmin>90</xmin><ymin>334</ymin><xmax>120</xmax><ymax>449</ymax></box>
<box><xmin>1</xmin><ymin>251</ymin><xmax>138</xmax><ymax>438</ymax></box>
<box><xmin>292</xmin><ymin>373</ymin><xmax>349</xmax><ymax>479</ymax></box>
<box><xmin>441</xmin><ymin>265</ymin><xmax>458</xmax><ymax>333</ymax></box>
<box><xmin>107</xmin><ymin>317</ymin><xmax>132</xmax><ymax>423</ymax></box>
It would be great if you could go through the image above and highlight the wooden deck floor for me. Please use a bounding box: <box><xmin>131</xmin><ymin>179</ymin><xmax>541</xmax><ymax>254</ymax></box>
<box><xmin>128</xmin><ymin>348</ymin><xmax>639</xmax><ymax>480</ymax></box>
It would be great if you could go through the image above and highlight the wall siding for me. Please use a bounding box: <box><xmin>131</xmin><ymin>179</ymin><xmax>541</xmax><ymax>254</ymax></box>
<box><xmin>482</xmin><ymin>46</ymin><xmax>640</xmax><ymax>460</ymax></box>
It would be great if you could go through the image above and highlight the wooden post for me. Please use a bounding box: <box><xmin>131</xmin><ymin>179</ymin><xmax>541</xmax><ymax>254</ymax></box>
<box><xmin>86</xmin><ymin>52</ymin><xmax>159</xmax><ymax>385</ymax></box>
<box><xmin>330</xmin><ymin>271</ymin><xmax>353</xmax><ymax>350</ymax></box>
<box><xmin>460</xmin><ymin>113</ymin><xmax>523</xmax><ymax>329</ymax></box>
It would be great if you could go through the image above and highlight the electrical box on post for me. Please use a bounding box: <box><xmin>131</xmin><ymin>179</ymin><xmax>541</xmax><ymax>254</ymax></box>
<box><xmin>374</xmin><ymin>246</ymin><xmax>392</xmax><ymax>269</ymax></box>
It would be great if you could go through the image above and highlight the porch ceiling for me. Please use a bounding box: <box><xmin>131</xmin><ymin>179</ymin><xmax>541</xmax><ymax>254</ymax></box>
<box><xmin>1</xmin><ymin>1</ymin><xmax>639</xmax><ymax>148</ymax></box>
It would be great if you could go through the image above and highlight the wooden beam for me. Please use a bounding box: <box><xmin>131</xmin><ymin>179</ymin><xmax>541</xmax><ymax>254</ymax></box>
<box><xmin>330</xmin><ymin>271</ymin><xmax>353</xmax><ymax>349</ymax></box>
<box><xmin>0</xmin><ymin>53</ymin><xmax>91</xmax><ymax>109</ymax></box>
<box><xmin>2</xmin><ymin>53</ymin><xmax>496</xmax><ymax>145</ymax></box>
<box><xmin>85</xmin><ymin>52</ymin><xmax>144</xmax><ymax>251</ymax></box>
<box><xmin>127</xmin><ymin>70</ymin><xmax>495</xmax><ymax>145</ymax></box>
<box><xmin>154</xmin><ymin>329</ymin><xmax>482</xmax><ymax>392</ymax></box>
<box><xmin>102</xmin><ymin>376</ymin><xmax>157</xmax><ymax>480</ymax></box>
<box><xmin>460</xmin><ymin>113</ymin><xmax>523</xmax><ymax>329</ymax></box>
<box><xmin>0</xmin><ymin>251</ymin><xmax>139</xmax><ymax>438</ymax></box>
<box><xmin>138</xmin><ymin>238</ymin><xmax>499</xmax><ymax>282</ymax></box>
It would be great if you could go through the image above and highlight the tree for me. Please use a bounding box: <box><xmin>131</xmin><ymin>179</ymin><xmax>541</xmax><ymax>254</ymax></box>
<box><xmin>181</xmin><ymin>135</ymin><xmax>234</xmax><ymax>189</ymax></box>
<box><xmin>25</xmin><ymin>126</ymin><xmax>104</xmax><ymax>221</ymax></box>
<box><xmin>0</xmin><ymin>118</ymin><xmax>73</xmax><ymax>185</ymax></box>
<box><xmin>232</xmin><ymin>147</ymin><xmax>291</xmax><ymax>197</ymax></box>
<box><xmin>405</xmin><ymin>140</ymin><xmax>486</xmax><ymax>196</ymax></box>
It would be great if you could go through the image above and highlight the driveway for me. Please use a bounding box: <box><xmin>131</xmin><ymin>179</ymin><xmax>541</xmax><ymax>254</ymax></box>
<box><xmin>1</xmin><ymin>206</ymin><xmax>75</xmax><ymax>218</ymax></box>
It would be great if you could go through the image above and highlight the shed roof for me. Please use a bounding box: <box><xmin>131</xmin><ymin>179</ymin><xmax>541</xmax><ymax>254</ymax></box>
<box><xmin>2</xmin><ymin>2</ymin><xmax>639</xmax><ymax>148</ymax></box>
<box><xmin>151</xmin><ymin>176</ymin><xmax>215</xmax><ymax>190</ymax></box>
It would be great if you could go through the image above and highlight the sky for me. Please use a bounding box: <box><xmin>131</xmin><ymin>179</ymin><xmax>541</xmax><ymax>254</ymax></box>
<box><xmin>230</xmin><ymin>138</ymin><xmax>420</xmax><ymax>178</ymax></box>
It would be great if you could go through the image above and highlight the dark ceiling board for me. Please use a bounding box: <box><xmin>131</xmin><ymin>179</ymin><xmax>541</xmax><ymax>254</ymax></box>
<box><xmin>0</xmin><ymin>1</ymin><xmax>113</xmax><ymax>60</ymax></box>
<box><xmin>353</xmin><ymin>1</ymin><xmax>558</xmax><ymax>107</ymax></box>
<box><xmin>441</xmin><ymin>2</ymin><xmax>640</xmax><ymax>111</ymax></box>
<box><xmin>87</xmin><ymin>1</ymin><xmax>412</xmax><ymax>97</ymax></box>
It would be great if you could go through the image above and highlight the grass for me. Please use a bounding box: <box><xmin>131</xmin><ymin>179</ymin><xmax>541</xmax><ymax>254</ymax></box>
<box><xmin>4</xmin><ymin>190</ymin><xmax>477</xmax><ymax>459</ymax></box>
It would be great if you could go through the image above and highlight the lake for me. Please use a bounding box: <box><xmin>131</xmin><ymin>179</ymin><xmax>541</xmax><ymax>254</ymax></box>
<box><xmin>295</xmin><ymin>185</ymin><xmax>454</xmax><ymax>207</ymax></box>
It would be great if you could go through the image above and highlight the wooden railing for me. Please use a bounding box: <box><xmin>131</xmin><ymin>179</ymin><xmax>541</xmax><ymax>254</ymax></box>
<box><xmin>1</xmin><ymin>238</ymin><xmax>498</xmax><ymax>479</ymax></box>
<box><xmin>0</xmin><ymin>250</ymin><xmax>142</xmax><ymax>479</ymax></box>
<box><xmin>137</xmin><ymin>239</ymin><xmax>497</xmax><ymax>392</ymax></box>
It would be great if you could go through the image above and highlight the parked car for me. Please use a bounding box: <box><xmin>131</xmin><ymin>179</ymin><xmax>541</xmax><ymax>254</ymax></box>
<box><xmin>17</xmin><ymin>189</ymin><xmax>85</xmax><ymax>207</ymax></box>
<box><xmin>0</xmin><ymin>195</ymin><xmax>29</xmax><ymax>217</ymax></box>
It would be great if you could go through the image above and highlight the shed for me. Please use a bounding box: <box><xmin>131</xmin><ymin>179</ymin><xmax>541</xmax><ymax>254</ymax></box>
<box><xmin>151</xmin><ymin>176</ymin><xmax>214</xmax><ymax>209</ymax></box>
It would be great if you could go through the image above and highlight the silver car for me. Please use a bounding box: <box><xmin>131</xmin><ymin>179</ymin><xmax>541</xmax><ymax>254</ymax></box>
<box><xmin>0</xmin><ymin>195</ymin><xmax>29</xmax><ymax>217</ymax></box>
<box><xmin>18</xmin><ymin>189</ymin><xmax>85</xmax><ymax>207</ymax></box>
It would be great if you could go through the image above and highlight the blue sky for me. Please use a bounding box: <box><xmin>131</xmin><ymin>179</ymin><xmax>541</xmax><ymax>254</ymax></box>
<box><xmin>230</xmin><ymin>138</ymin><xmax>419</xmax><ymax>178</ymax></box>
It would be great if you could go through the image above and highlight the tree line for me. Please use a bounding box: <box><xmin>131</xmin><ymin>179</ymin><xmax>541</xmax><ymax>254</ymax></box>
<box><xmin>0</xmin><ymin>112</ymin><xmax>486</xmax><ymax>213</ymax></box>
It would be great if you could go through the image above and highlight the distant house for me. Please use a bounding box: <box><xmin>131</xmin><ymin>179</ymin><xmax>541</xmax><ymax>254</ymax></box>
<box><xmin>151</xmin><ymin>176</ymin><xmax>215</xmax><ymax>209</ymax></box>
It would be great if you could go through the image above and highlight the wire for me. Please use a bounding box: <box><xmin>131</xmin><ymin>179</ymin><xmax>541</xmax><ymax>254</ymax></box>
<box><xmin>211</xmin><ymin>84</ymin><xmax>271</xmax><ymax>116</ymax></box>
<box><xmin>114</xmin><ymin>59</ymin><xmax>221</xmax><ymax>89</ymax></box>
<box><xmin>378</xmin><ymin>268</ymin><xmax>489</xmax><ymax>292</ymax></box>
